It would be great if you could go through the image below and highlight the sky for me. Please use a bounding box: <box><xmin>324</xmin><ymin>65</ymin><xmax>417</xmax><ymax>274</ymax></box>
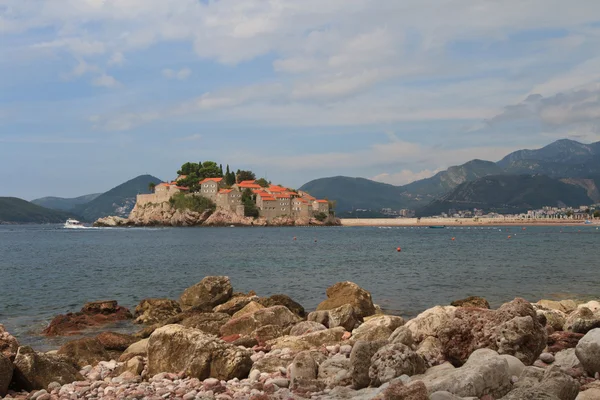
<box><xmin>2</xmin><ymin>1</ymin><xmax>600</xmax><ymax>200</ymax></box>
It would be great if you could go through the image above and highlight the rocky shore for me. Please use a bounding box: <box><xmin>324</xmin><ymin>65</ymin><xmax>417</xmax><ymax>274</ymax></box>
<box><xmin>94</xmin><ymin>203</ymin><xmax>340</xmax><ymax>227</ymax></box>
<box><xmin>2</xmin><ymin>279</ymin><xmax>600</xmax><ymax>400</ymax></box>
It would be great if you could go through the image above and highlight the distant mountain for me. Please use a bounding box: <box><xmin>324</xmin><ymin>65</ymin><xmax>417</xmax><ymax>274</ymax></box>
<box><xmin>300</xmin><ymin>139</ymin><xmax>600</xmax><ymax>213</ymax></box>
<box><xmin>31</xmin><ymin>193</ymin><xmax>102</xmax><ymax>211</ymax></box>
<box><xmin>71</xmin><ymin>175</ymin><xmax>162</xmax><ymax>221</ymax></box>
<box><xmin>417</xmin><ymin>175</ymin><xmax>593</xmax><ymax>216</ymax></box>
<box><xmin>0</xmin><ymin>197</ymin><xmax>75</xmax><ymax>224</ymax></box>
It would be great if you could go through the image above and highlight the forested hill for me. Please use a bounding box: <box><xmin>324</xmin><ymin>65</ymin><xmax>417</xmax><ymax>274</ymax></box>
<box><xmin>0</xmin><ymin>197</ymin><xmax>74</xmax><ymax>224</ymax></box>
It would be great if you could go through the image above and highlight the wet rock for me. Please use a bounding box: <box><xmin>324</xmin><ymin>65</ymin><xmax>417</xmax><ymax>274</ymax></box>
<box><xmin>436</xmin><ymin>298</ymin><xmax>546</xmax><ymax>365</ymax></box>
<box><xmin>147</xmin><ymin>324</ymin><xmax>252</xmax><ymax>380</ymax></box>
<box><xmin>350</xmin><ymin>340</ymin><xmax>388</xmax><ymax>389</ymax></box>
<box><xmin>564</xmin><ymin>308</ymin><xmax>600</xmax><ymax>334</ymax></box>
<box><xmin>290</xmin><ymin>321</ymin><xmax>327</xmax><ymax>336</ymax></box>
<box><xmin>547</xmin><ymin>331</ymin><xmax>584</xmax><ymax>353</ymax></box>
<box><xmin>220</xmin><ymin>306</ymin><xmax>301</xmax><ymax>337</ymax></box>
<box><xmin>575</xmin><ymin>328</ymin><xmax>600</xmax><ymax>375</ymax></box>
<box><xmin>451</xmin><ymin>296</ymin><xmax>490</xmax><ymax>309</ymax></box>
<box><xmin>372</xmin><ymin>379</ymin><xmax>428</xmax><ymax>400</ymax></box>
<box><xmin>214</xmin><ymin>295</ymin><xmax>259</xmax><ymax>315</ymax></box>
<box><xmin>316</xmin><ymin>281</ymin><xmax>376</xmax><ymax>319</ymax></box>
<box><xmin>57</xmin><ymin>337</ymin><xmax>111</xmax><ymax>368</ymax></box>
<box><xmin>257</xmin><ymin>294</ymin><xmax>306</xmax><ymax>318</ymax></box>
<box><xmin>12</xmin><ymin>346</ymin><xmax>84</xmax><ymax>391</ymax></box>
<box><xmin>0</xmin><ymin>354</ymin><xmax>13</xmax><ymax>397</ymax></box>
<box><xmin>179</xmin><ymin>276</ymin><xmax>233</xmax><ymax>310</ymax></box>
<box><xmin>181</xmin><ymin>312</ymin><xmax>231</xmax><ymax>336</ymax></box>
<box><xmin>411</xmin><ymin>349</ymin><xmax>511</xmax><ymax>398</ymax></box>
<box><xmin>0</xmin><ymin>324</ymin><xmax>19</xmax><ymax>359</ymax></box>
<box><xmin>318</xmin><ymin>354</ymin><xmax>352</xmax><ymax>388</ymax></box>
<box><xmin>502</xmin><ymin>365</ymin><xmax>579</xmax><ymax>400</ymax></box>
<box><xmin>369</xmin><ymin>343</ymin><xmax>427</xmax><ymax>386</ymax></box>
<box><xmin>119</xmin><ymin>338</ymin><xmax>148</xmax><ymax>362</ymax></box>
<box><xmin>232</xmin><ymin>301</ymin><xmax>265</xmax><ymax>319</ymax></box>
<box><xmin>133</xmin><ymin>298</ymin><xmax>182</xmax><ymax>324</ymax></box>
<box><xmin>352</xmin><ymin>315</ymin><xmax>405</xmax><ymax>342</ymax></box>
<box><xmin>389</xmin><ymin>326</ymin><xmax>415</xmax><ymax>347</ymax></box>
<box><xmin>96</xmin><ymin>331</ymin><xmax>137</xmax><ymax>351</ymax></box>
<box><xmin>42</xmin><ymin>300</ymin><xmax>133</xmax><ymax>336</ymax></box>
<box><xmin>268</xmin><ymin>327</ymin><xmax>346</xmax><ymax>351</ymax></box>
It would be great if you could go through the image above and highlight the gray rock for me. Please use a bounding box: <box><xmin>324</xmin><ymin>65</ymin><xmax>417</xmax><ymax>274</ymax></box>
<box><xmin>318</xmin><ymin>354</ymin><xmax>352</xmax><ymax>388</ymax></box>
<box><xmin>328</xmin><ymin>304</ymin><xmax>363</xmax><ymax>331</ymax></box>
<box><xmin>564</xmin><ymin>308</ymin><xmax>600</xmax><ymax>334</ymax></box>
<box><xmin>369</xmin><ymin>343</ymin><xmax>426</xmax><ymax>386</ymax></box>
<box><xmin>134</xmin><ymin>298</ymin><xmax>182</xmax><ymax>324</ymax></box>
<box><xmin>502</xmin><ymin>365</ymin><xmax>579</xmax><ymax>400</ymax></box>
<box><xmin>307</xmin><ymin>310</ymin><xmax>329</xmax><ymax>327</ymax></box>
<box><xmin>411</xmin><ymin>348</ymin><xmax>511</xmax><ymax>398</ymax></box>
<box><xmin>12</xmin><ymin>346</ymin><xmax>84</xmax><ymax>391</ymax></box>
<box><xmin>540</xmin><ymin>352</ymin><xmax>555</xmax><ymax>363</ymax></box>
<box><xmin>352</xmin><ymin>315</ymin><xmax>405</xmax><ymax>342</ymax></box>
<box><xmin>350</xmin><ymin>340</ymin><xmax>387</xmax><ymax>389</ymax></box>
<box><xmin>575</xmin><ymin>328</ymin><xmax>600</xmax><ymax>375</ymax></box>
<box><xmin>179</xmin><ymin>276</ymin><xmax>233</xmax><ymax>310</ymax></box>
<box><xmin>554</xmin><ymin>348</ymin><xmax>581</xmax><ymax>370</ymax></box>
<box><xmin>576</xmin><ymin>389</ymin><xmax>600</xmax><ymax>400</ymax></box>
<box><xmin>0</xmin><ymin>354</ymin><xmax>13</xmax><ymax>397</ymax></box>
<box><xmin>388</xmin><ymin>326</ymin><xmax>414</xmax><ymax>347</ymax></box>
<box><xmin>430</xmin><ymin>391</ymin><xmax>476</xmax><ymax>400</ymax></box>
<box><xmin>290</xmin><ymin>321</ymin><xmax>327</xmax><ymax>336</ymax></box>
<box><xmin>499</xmin><ymin>354</ymin><xmax>525</xmax><ymax>378</ymax></box>
<box><xmin>290</xmin><ymin>351</ymin><xmax>318</xmax><ymax>387</ymax></box>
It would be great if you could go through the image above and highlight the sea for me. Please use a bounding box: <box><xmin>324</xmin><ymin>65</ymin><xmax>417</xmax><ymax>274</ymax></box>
<box><xmin>1</xmin><ymin>224</ymin><xmax>599</xmax><ymax>351</ymax></box>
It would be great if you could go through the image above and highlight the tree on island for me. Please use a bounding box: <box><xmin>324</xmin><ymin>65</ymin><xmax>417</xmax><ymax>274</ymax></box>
<box><xmin>148</xmin><ymin>182</ymin><xmax>156</xmax><ymax>193</ymax></box>
<box><xmin>256</xmin><ymin>178</ymin><xmax>270</xmax><ymax>187</ymax></box>
<box><xmin>237</xmin><ymin>170</ymin><xmax>256</xmax><ymax>183</ymax></box>
<box><xmin>241</xmin><ymin>188</ymin><xmax>259</xmax><ymax>218</ymax></box>
<box><xmin>225</xmin><ymin>165</ymin><xmax>236</xmax><ymax>186</ymax></box>
<box><xmin>594</xmin><ymin>210</ymin><xmax>600</xmax><ymax>219</ymax></box>
<box><xmin>175</xmin><ymin>161</ymin><xmax>224</xmax><ymax>192</ymax></box>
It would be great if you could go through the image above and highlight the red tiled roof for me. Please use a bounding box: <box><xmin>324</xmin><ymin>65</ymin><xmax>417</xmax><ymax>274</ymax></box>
<box><xmin>275</xmin><ymin>194</ymin><xmax>291</xmax><ymax>199</ymax></box>
<box><xmin>219</xmin><ymin>189</ymin><xmax>233</xmax><ymax>194</ymax></box>
<box><xmin>199</xmin><ymin>177</ymin><xmax>223</xmax><ymax>184</ymax></box>
<box><xmin>268</xmin><ymin>185</ymin><xmax>286</xmax><ymax>192</ymax></box>
<box><xmin>176</xmin><ymin>186</ymin><xmax>189</xmax><ymax>190</ymax></box>
<box><xmin>240</xmin><ymin>180</ymin><xmax>256</xmax><ymax>185</ymax></box>
<box><xmin>303</xmin><ymin>194</ymin><xmax>316</xmax><ymax>200</ymax></box>
<box><xmin>177</xmin><ymin>175</ymin><xmax>187</xmax><ymax>179</ymax></box>
<box><xmin>239</xmin><ymin>182</ymin><xmax>262</xmax><ymax>189</ymax></box>
<box><xmin>316</xmin><ymin>199</ymin><xmax>328</xmax><ymax>203</ymax></box>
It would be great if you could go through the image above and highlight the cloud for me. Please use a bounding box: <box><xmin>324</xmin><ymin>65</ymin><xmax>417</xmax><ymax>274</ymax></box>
<box><xmin>31</xmin><ymin>38</ymin><xmax>106</xmax><ymax>56</ymax></box>
<box><xmin>108</xmin><ymin>52</ymin><xmax>125</xmax><ymax>66</ymax></box>
<box><xmin>162</xmin><ymin>68</ymin><xmax>192</xmax><ymax>80</ymax></box>
<box><xmin>91</xmin><ymin>73</ymin><xmax>121</xmax><ymax>88</ymax></box>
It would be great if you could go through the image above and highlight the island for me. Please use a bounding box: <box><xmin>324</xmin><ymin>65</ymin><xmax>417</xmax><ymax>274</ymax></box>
<box><xmin>95</xmin><ymin>161</ymin><xmax>339</xmax><ymax>227</ymax></box>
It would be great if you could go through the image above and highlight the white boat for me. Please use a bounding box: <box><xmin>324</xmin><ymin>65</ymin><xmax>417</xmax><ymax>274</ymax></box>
<box><xmin>64</xmin><ymin>219</ymin><xmax>85</xmax><ymax>228</ymax></box>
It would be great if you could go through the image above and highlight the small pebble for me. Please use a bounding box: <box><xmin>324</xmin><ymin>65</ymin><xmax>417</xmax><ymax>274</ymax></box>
<box><xmin>539</xmin><ymin>352</ymin><xmax>555</xmax><ymax>364</ymax></box>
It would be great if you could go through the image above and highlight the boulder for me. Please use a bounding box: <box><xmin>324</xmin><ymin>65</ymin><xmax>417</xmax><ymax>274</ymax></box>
<box><xmin>113</xmin><ymin>356</ymin><xmax>145</xmax><ymax>377</ymax></box>
<box><xmin>369</xmin><ymin>343</ymin><xmax>427</xmax><ymax>386</ymax></box>
<box><xmin>12</xmin><ymin>346</ymin><xmax>84</xmax><ymax>391</ymax></box>
<box><xmin>232</xmin><ymin>301</ymin><xmax>265</xmax><ymax>319</ymax></box>
<box><xmin>352</xmin><ymin>315</ymin><xmax>405</xmax><ymax>342</ymax></box>
<box><xmin>220</xmin><ymin>306</ymin><xmax>301</xmax><ymax>337</ymax></box>
<box><xmin>290</xmin><ymin>321</ymin><xmax>327</xmax><ymax>336</ymax></box>
<box><xmin>564</xmin><ymin>307</ymin><xmax>600</xmax><ymax>334</ymax></box>
<box><xmin>350</xmin><ymin>340</ymin><xmax>388</xmax><ymax>389</ymax></box>
<box><xmin>253</xmin><ymin>324</ymin><xmax>284</xmax><ymax>343</ymax></box>
<box><xmin>537</xmin><ymin>300</ymin><xmax>577</xmax><ymax>314</ymax></box>
<box><xmin>213</xmin><ymin>295</ymin><xmax>258</xmax><ymax>315</ymax></box>
<box><xmin>0</xmin><ymin>354</ymin><xmax>13</xmax><ymax>397</ymax></box>
<box><xmin>416</xmin><ymin>336</ymin><xmax>444</xmax><ymax>367</ymax></box>
<box><xmin>411</xmin><ymin>349</ymin><xmax>511</xmax><ymax>398</ymax></box>
<box><xmin>268</xmin><ymin>327</ymin><xmax>347</xmax><ymax>351</ymax></box>
<box><xmin>318</xmin><ymin>354</ymin><xmax>352</xmax><ymax>388</ymax></box>
<box><xmin>320</xmin><ymin>304</ymin><xmax>363</xmax><ymax>331</ymax></box>
<box><xmin>179</xmin><ymin>276</ymin><xmax>233</xmax><ymax>310</ymax></box>
<box><xmin>535</xmin><ymin>307</ymin><xmax>568</xmax><ymax>331</ymax></box>
<box><xmin>147</xmin><ymin>324</ymin><xmax>252</xmax><ymax>380</ymax></box>
<box><xmin>57</xmin><ymin>337</ymin><xmax>111</xmax><ymax>368</ymax></box>
<box><xmin>451</xmin><ymin>296</ymin><xmax>490</xmax><ymax>309</ymax></box>
<box><xmin>0</xmin><ymin>324</ymin><xmax>19</xmax><ymax>359</ymax></box>
<box><xmin>372</xmin><ymin>379</ymin><xmax>429</xmax><ymax>400</ymax></box>
<box><xmin>389</xmin><ymin>326</ymin><xmax>415</xmax><ymax>347</ymax></box>
<box><xmin>257</xmin><ymin>294</ymin><xmax>306</xmax><ymax>318</ymax></box>
<box><xmin>436</xmin><ymin>298</ymin><xmax>546</xmax><ymax>365</ymax></box>
<box><xmin>405</xmin><ymin>306</ymin><xmax>456</xmax><ymax>343</ymax></box>
<box><xmin>42</xmin><ymin>300</ymin><xmax>133</xmax><ymax>336</ymax></box>
<box><xmin>575</xmin><ymin>328</ymin><xmax>600</xmax><ymax>375</ymax></box>
<box><xmin>96</xmin><ymin>331</ymin><xmax>137</xmax><ymax>351</ymax></box>
<box><xmin>180</xmin><ymin>312</ymin><xmax>231</xmax><ymax>336</ymax></box>
<box><xmin>250</xmin><ymin>356</ymin><xmax>291</xmax><ymax>375</ymax></box>
<box><xmin>499</xmin><ymin>354</ymin><xmax>525</xmax><ymax>378</ymax></box>
<box><xmin>133</xmin><ymin>298</ymin><xmax>182</xmax><ymax>324</ymax></box>
<box><xmin>316</xmin><ymin>281</ymin><xmax>376</xmax><ymax>318</ymax></box>
<box><xmin>547</xmin><ymin>331</ymin><xmax>584</xmax><ymax>353</ymax></box>
<box><xmin>290</xmin><ymin>351</ymin><xmax>318</xmax><ymax>386</ymax></box>
<box><xmin>554</xmin><ymin>348</ymin><xmax>581</xmax><ymax>370</ymax></box>
<box><xmin>501</xmin><ymin>365</ymin><xmax>579</xmax><ymax>400</ymax></box>
<box><xmin>119</xmin><ymin>339</ymin><xmax>149</xmax><ymax>362</ymax></box>
<box><xmin>577</xmin><ymin>301</ymin><xmax>600</xmax><ymax>313</ymax></box>
<box><xmin>576</xmin><ymin>389</ymin><xmax>600</xmax><ymax>400</ymax></box>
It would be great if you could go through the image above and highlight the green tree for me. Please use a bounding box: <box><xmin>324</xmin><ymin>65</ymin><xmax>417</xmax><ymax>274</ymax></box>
<box><xmin>219</xmin><ymin>164</ymin><xmax>224</xmax><ymax>176</ymax></box>
<box><xmin>237</xmin><ymin>170</ymin><xmax>256</xmax><ymax>182</ymax></box>
<box><xmin>256</xmin><ymin>178</ymin><xmax>270</xmax><ymax>187</ymax></box>
<box><xmin>241</xmin><ymin>188</ymin><xmax>259</xmax><ymax>218</ymax></box>
<box><xmin>315</xmin><ymin>212</ymin><xmax>328</xmax><ymax>222</ymax></box>
<box><xmin>177</xmin><ymin>162</ymin><xmax>200</xmax><ymax>176</ymax></box>
<box><xmin>148</xmin><ymin>182</ymin><xmax>156</xmax><ymax>193</ymax></box>
<box><xmin>594</xmin><ymin>210</ymin><xmax>600</xmax><ymax>218</ymax></box>
<box><xmin>225</xmin><ymin>165</ymin><xmax>236</xmax><ymax>186</ymax></box>
<box><xmin>198</xmin><ymin>161</ymin><xmax>222</xmax><ymax>179</ymax></box>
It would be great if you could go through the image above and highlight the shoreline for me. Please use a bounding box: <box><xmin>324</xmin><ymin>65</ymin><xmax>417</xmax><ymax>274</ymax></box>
<box><xmin>340</xmin><ymin>217</ymin><xmax>599</xmax><ymax>227</ymax></box>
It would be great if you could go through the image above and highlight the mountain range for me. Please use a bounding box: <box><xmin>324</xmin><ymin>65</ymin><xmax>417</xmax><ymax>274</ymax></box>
<box><xmin>300</xmin><ymin>139</ymin><xmax>600</xmax><ymax>215</ymax></box>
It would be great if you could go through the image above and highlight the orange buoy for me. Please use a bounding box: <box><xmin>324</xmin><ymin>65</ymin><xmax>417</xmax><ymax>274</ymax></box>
<box><xmin>396</xmin><ymin>247</ymin><xmax>401</xmax><ymax>252</ymax></box>
<box><xmin>293</xmin><ymin>237</ymin><xmax>297</xmax><ymax>240</ymax></box>
<box><xmin>508</xmin><ymin>235</ymin><xmax>512</xmax><ymax>239</ymax></box>
<box><xmin>451</xmin><ymin>237</ymin><xmax>455</xmax><ymax>241</ymax></box>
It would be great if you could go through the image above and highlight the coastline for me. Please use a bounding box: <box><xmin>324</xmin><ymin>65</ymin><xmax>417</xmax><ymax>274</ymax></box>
<box><xmin>340</xmin><ymin>217</ymin><xmax>599</xmax><ymax>227</ymax></box>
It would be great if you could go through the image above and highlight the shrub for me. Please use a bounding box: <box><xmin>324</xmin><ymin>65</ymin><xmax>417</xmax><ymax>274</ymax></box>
<box><xmin>315</xmin><ymin>212</ymin><xmax>328</xmax><ymax>222</ymax></box>
<box><xmin>169</xmin><ymin>193</ymin><xmax>216</xmax><ymax>213</ymax></box>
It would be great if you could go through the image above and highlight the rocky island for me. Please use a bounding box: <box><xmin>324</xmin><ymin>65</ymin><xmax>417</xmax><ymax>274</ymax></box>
<box><xmin>2</xmin><ymin>277</ymin><xmax>600</xmax><ymax>399</ymax></box>
<box><xmin>95</xmin><ymin>162</ymin><xmax>339</xmax><ymax>227</ymax></box>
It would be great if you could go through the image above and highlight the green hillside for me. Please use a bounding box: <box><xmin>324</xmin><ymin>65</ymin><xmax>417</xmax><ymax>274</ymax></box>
<box><xmin>72</xmin><ymin>174</ymin><xmax>162</xmax><ymax>221</ymax></box>
<box><xmin>31</xmin><ymin>193</ymin><xmax>102</xmax><ymax>211</ymax></box>
<box><xmin>0</xmin><ymin>197</ymin><xmax>74</xmax><ymax>223</ymax></box>
<box><xmin>417</xmin><ymin>175</ymin><xmax>593</xmax><ymax>216</ymax></box>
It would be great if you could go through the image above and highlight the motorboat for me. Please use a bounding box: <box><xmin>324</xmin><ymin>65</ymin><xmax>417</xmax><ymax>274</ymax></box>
<box><xmin>64</xmin><ymin>219</ymin><xmax>85</xmax><ymax>228</ymax></box>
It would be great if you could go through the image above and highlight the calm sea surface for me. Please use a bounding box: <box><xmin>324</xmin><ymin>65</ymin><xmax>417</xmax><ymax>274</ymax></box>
<box><xmin>1</xmin><ymin>224</ymin><xmax>599</xmax><ymax>350</ymax></box>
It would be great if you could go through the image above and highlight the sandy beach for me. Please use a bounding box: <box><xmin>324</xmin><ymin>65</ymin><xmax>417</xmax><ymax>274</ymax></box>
<box><xmin>340</xmin><ymin>217</ymin><xmax>599</xmax><ymax>227</ymax></box>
